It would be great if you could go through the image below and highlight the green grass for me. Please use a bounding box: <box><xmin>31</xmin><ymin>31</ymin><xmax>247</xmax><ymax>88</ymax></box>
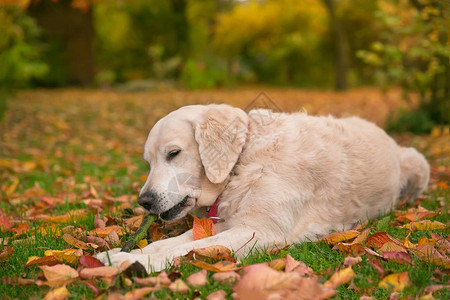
<box><xmin>0</xmin><ymin>90</ymin><xmax>449</xmax><ymax>299</ymax></box>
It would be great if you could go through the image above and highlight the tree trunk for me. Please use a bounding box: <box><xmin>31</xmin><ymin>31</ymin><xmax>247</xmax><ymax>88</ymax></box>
<box><xmin>28</xmin><ymin>0</ymin><xmax>94</xmax><ymax>86</ymax></box>
<box><xmin>323</xmin><ymin>0</ymin><xmax>349</xmax><ymax>90</ymax></box>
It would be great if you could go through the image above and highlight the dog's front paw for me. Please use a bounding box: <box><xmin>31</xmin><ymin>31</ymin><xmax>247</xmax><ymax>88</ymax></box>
<box><xmin>95</xmin><ymin>248</ymin><xmax>122</xmax><ymax>264</ymax></box>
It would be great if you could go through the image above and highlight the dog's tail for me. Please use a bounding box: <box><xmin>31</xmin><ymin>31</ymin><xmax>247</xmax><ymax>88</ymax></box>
<box><xmin>398</xmin><ymin>147</ymin><xmax>430</xmax><ymax>206</ymax></box>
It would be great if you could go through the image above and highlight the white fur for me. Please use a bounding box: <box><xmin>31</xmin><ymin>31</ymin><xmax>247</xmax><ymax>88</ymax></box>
<box><xmin>97</xmin><ymin>104</ymin><xmax>430</xmax><ymax>272</ymax></box>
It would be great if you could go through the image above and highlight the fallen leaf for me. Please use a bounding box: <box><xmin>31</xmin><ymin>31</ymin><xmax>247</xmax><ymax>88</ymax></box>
<box><xmin>333</xmin><ymin>242</ymin><xmax>366</xmax><ymax>256</ymax></box>
<box><xmin>368</xmin><ymin>257</ymin><xmax>385</xmax><ymax>276</ymax></box>
<box><xmin>168</xmin><ymin>279</ymin><xmax>189</xmax><ymax>293</ymax></box>
<box><xmin>133</xmin><ymin>271</ymin><xmax>171</xmax><ymax>287</ymax></box>
<box><xmin>79</xmin><ymin>266</ymin><xmax>120</xmax><ymax>279</ymax></box>
<box><xmin>88</xmin><ymin>225</ymin><xmax>125</xmax><ymax>238</ymax></box>
<box><xmin>45</xmin><ymin>209</ymin><xmax>88</xmax><ymax>223</ymax></box>
<box><xmin>212</xmin><ymin>271</ymin><xmax>240</xmax><ymax>284</ymax></box>
<box><xmin>378</xmin><ymin>242</ymin><xmax>407</xmax><ymax>254</ymax></box>
<box><xmin>63</xmin><ymin>233</ymin><xmax>89</xmax><ymax>250</ymax></box>
<box><xmin>186</xmin><ymin>269</ymin><xmax>207</xmax><ymax>287</ymax></box>
<box><xmin>79</xmin><ymin>255</ymin><xmax>105</xmax><ymax>268</ymax></box>
<box><xmin>322</xmin><ymin>230</ymin><xmax>360</xmax><ymax>245</ymax></box>
<box><xmin>366</xmin><ymin>232</ymin><xmax>403</xmax><ymax>249</ymax></box>
<box><xmin>324</xmin><ymin>267</ymin><xmax>355</xmax><ymax>288</ymax></box>
<box><xmin>189</xmin><ymin>260</ymin><xmax>239</xmax><ymax>273</ymax></box>
<box><xmin>11</xmin><ymin>223</ymin><xmax>30</xmax><ymax>237</ymax></box>
<box><xmin>94</xmin><ymin>214</ymin><xmax>106</xmax><ymax>228</ymax></box>
<box><xmin>418</xmin><ymin>237</ymin><xmax>437</xmax><ymax>246</ymax></box>
<box><xmin>343</xmin><ymin>256</ymin><xmax>362</xmax><ymax>267</ymax></box>
<box><xmin>412</xmin><ymin>245</ymin><xmax>450</xmax><ymax>268</ymax></box>
<box><xmin>0</xmin><ymin>215</ymin><xmax>13</xmax><ymax>231</ymax></box>
<box><xmin>285</xmin><ymin>254</ymin><xmax>312</xmax><ymax>276</ymax></box>
<box><xmin>378</xmin><ymin>272</ymin><xmax>409</xmax><ymax>292</ymax></box>
<box><xmin>267</xmin><ymin>258</ymin><xmax>286</xmax><ymax>271</ymax></box>
<box><xmin>193</xmin><ymin>216</ymin><xmax>216</xmax><ymax>240</ymax></box>
<box><xmin>123</xmin><ymin>287</ymin><xmax>154</xmax><ymax>299</ymax></box>
<box><xmin>136</xmin><ymin>239</ymin><xmax>148</xmax><ymax>249</ymax></box>
<box><xmin>25</xmin><ymin>255</ymin><xmax>58</xmax><ymax>267</ymax></box>
<box><xmin>353</xmin><ymin>228</ymin><xmax>371</xmax><ymax>244</ymax></box>
<box><xmin>45</xmin><ymin>249</ymin><xmax>83</xmax><ymax>265</ymax></box>
<box><xmin>43</xmin><ymin>285</ymin><xmax>70</xmax><ymax>300</ymax></box>
<box><xmin>104</xmin><ymin>230</ymin><xmax>120</xmax><ymax>246</ymax></box>
<box><xmin>206</xmin><ymin>289</ymin><xmax>226</xmax><ymax>300</ymax></box>
<box><xmin>382</xmin><ymin>251</ymin><xmax>412</xmax><ymax>264</ymax></box>
<box><xmin>400</xmin><ymin>220</ymin><xmax>447</xmax><ymax>231</ymax></box>
<box><xmin>39</xmin><ymin>264</ymin><xmax>79</xmax><ymax>283</ymax></box>
<box><xmin>395</xmin><ymin>211</ymin><xmax>436</xmax><ymax>223</ymax></box>
<box><xmin>189</xmin><ymin>245</ymin><xmax>235</xmax><ymax>262</ymax></box>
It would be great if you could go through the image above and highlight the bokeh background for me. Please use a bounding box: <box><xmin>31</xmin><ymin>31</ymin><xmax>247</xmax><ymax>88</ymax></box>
<box><xmin>0</xmin><ymin>0</ymin><xmax>449</xmax><ymax>133</ymax></box>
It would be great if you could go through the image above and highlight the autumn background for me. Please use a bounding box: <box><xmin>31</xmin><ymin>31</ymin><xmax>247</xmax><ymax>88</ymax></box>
<box><xmin>0</xmin><ymin>0</ymin><xmax>449</xmax><ymax>299</ymax></box>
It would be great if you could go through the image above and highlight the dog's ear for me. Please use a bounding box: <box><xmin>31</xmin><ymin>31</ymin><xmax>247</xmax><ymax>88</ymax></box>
<box><xmin>194</xmin><ymin>105</ymin><xmax>249</xmax><ymax>184</ymax></box>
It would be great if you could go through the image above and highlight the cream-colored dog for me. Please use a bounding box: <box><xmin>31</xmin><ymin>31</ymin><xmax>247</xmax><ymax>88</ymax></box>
<box><xmin>97</xmin><ymin>104</ymin><xmax>429</xmax><ymax>272</ymax></box>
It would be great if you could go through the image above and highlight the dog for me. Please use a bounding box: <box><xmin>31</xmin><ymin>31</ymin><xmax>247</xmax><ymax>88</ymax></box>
<box><xmin>97</xmin><ymin>104</ymin><xmax>430</xmax><ymax>272</ymax></box>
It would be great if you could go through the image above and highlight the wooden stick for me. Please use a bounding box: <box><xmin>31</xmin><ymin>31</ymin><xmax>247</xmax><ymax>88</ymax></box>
<box><xmin>121</xmin><ymin>214</ymin><xmax>157</xmax><ymax>252</ymax></box>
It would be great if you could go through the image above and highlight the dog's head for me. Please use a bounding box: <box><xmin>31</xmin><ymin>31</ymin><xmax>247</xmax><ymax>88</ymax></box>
<box><xmin>138</xmin><ymin>104</ymin><xmax>249</xmax><ymax>221</ymax></box>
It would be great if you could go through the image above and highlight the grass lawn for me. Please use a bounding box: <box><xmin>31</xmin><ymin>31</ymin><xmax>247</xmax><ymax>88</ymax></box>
<box><xmin>0</xmin><ymin>88</ymin><xmax>449</xmax><ymax>299</ymax></box>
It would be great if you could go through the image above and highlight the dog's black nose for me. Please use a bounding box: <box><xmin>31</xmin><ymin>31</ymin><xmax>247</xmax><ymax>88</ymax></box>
<box><xmin>138</xmin><ymin>191</ymin><xmax>157</xmax><ymax>211</ymax></box>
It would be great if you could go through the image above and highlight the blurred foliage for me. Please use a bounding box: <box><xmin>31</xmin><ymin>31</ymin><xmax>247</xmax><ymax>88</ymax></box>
<box><xmin>0</xmin><ymin>5</ymin><xmax>47</xmax><ymax>119</ymax></box>
<box><xmin>357</xmin><ymin>0</ymin><xmax>449</xmax><ymax>133</ymax></box>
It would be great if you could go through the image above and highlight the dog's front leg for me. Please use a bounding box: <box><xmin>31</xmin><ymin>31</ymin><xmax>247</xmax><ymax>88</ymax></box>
<box><xmin>103</xmin><ymin>225</ymin><xmax>259</xmax><ymax>273</ymax></box>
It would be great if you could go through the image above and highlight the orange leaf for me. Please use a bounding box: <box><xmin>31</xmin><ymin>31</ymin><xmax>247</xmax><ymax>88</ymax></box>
<box><xmin>412</xmin><ymin>245</ymin><xmax>450</xmax><ymax>268</ymax></box>
<box><xmin>186</xmin><ymin>269</ymin><xmax>208</xmax><ymax>287</ymax></box>
<box><xmin>123</xmin><ymin>287</ymin><xmax>154</xmax><ymax>299</ymax></box>
<box><xmin>333</xmin><ymin>242</ymin><xmax>366</xmax><ymax>257</ymax></box>
<box><xmin>63</xmin><ymin>233</ymin><xmax>89</xmax><ymax>250</ymax></box>
<box><xmin>189</xmin><ymin>260</ymin><xmax>239</xmax><ymax>273</ymax></box>
<box><xmin>88</xmin><ymin>225</ymin><xmax>125</xmax><ymax>238</ymax></box>
<box><xmin>45</xmin><ymin>209</ymin><xmax>88</xmax><ymax>223</ymax></box>
<box><xmin>0</xmin><ymin>245</ymin><xmax>14</xmax><ymax>262</ymax></box>
<box><xmin>378</xmin><ymin>272</ymin><xmax>409</xmax><ymax>292</ymax></box>
<box><xmin>267</xmin><ymin>258</ymin><xmax>286</xmax><ymax>271</ymax></box>
<box><xmin>25</xmin><ymin>255</ymin><xmax>58</xmax><ymax>267</ymax></box>
<box><xmin>366</xmin><ymin>232</ymin><xmax>403</xmax><ymax>249</ymax></box>
<box><xmin>188</xmin><ymin>245</ymin><xmax>235</xmax><ymax>262</ymax></box>
<box><xmin>39</xmin><ymin>264</ymin><xmax>79</xmax><ymax>283</ymax></box>
<box><xmin>322</xmin><ymin>230</ymin><xmax>360</xmax><ymax>245</ymax></box>
<box><xmin>192</xmin><ymin>216</ymin><xmax>216</xmax><ymax>240</ymax></box>
<box><xmin>79</xmin><ymin>266</ymin><xmax>120</xmax><ymax>279</ymax></box>
<box><xmin>378</xmin><ymin>242</ymin><xmax>407</xmax><ymax>254</ymax></box>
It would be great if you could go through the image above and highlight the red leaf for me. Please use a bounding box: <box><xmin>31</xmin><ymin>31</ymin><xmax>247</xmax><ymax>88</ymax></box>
<box><xmin>366</xmin><ymin>232</ymin><xmax>403</xmax><ymax>249</ymax></box>
<box><xmin>382</xmin><ymin>251</ymin><xmax>412</xmax><ymax>264</ymax></box>
<box><xmin>79</xmin><ymin>255</ymin><xmax>105</xmax><ymax>268</ymax></box>
<box><xmin>192</xmin><ymin>216</ymin><xmax>216</xmax><ymax>240</ymax></box>
<box><xmin>0</xmin><ymin>215</ymin><xmax>13</xmax><ymax>231</ymax></box>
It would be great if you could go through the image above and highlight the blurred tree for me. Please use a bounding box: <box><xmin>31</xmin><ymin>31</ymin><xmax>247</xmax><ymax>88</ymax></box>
<box><xmin>0</xmin><ymin>4</ymin><xmax>47</xmax><ymax>119</ymax></box>
<box><xmin>322</xmin><ymin>0</ymin><xmax>349</xmax><ymax>90</ymax></box>
<box><xmin>28</xmin><ymin>0</ymin><xmax>94</xmax><ymax>86</ymax></box>
<box><xmin>358</xmin><ymin>0</ymin><xmax>449</xmax><ymax>132</ymax></box>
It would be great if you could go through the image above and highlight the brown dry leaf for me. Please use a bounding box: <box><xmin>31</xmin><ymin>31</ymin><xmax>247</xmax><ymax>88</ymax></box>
<box><xmin>193</xmin><ymin>216</ymin><xmax>216</xmax><ymax>240</ymax></box>
<box><xmin>104</xmin><ymin>230</ymin><xmax>120</xmax><ymax>246</ymax></box>
<box><xmin>382</xmin><ymin>251</ymin><xmax>412</xmax><ymax>264</ymax></box>
<box><xmin>39</xmin><ymin>264</ymin><xmax>79</xmax><ymax>283</ymax></box>
<box><xmin>324</xmin><ymin>267</ymin><xmax>356</xmax><ymax>289</ymax></box>
<box><xmin>268</xmin><ymin>258</ymin><xmax>286</xmax><ymax>271</ymax></box>
<box><xmin>186</xmin><ymin>269</ymin><xmax>207</xmax><ymax>287</ymax></box>
<box><xmin>25</xmin><ymin>255</ymin><xmax>58</xmax><ymax>267</ymax></box>
<box><xmin>412</xmin><ymin>245</ymin><xmax>450</xmax><ymax>268</ymax></box>
<box><xmin>378</xmin><ymin>242</ymin><xmax>407</xmax><ymax>254</ymax></box>
<box><xmin>333</xmin><ymin>242</ymin><xmax>366</xmax><ymax>257</ymax></box>
<box><xmin>88</xmin><ymin>225</ymin><xmax>125</xmax><ymax>238</ymax></box>
<box><xmin>378</xmin><ymin>272</ymin><xmax>409</xmax><ymax>292</ymax></box>
<box><xmin>206</xmin><ymin>289</ymin><xmax>227</xmax><ymax>300</ymax></box>
<box><xmin>63</xmin><ymin>233</ymin><xmax>89</xmax><ymax>250</ymax></box>
<box><xmin>189</xmin><ymin>245</ymin><xmax>235</xmax><ymax>262</ymax></box>
<box><xmin>212</xmin><ymin>271</ymin><xmax>240</xmax><ymax>284</ymax></box>
<box><xmin>366</xmin><ymin>232</ymin><xmax>403</xmax><ymax>249</ymax></box>
<box><xmin>189</xmin><ymin>260</ymin><xmax>239</xmax><ymax>273</ymax></box>
<box><xmin>123</xmin><ymin>287</ymin><xmax>154</xmax><ymax>300</ymax></box>
<box><xmin>133</xmin><ymin>271</ymin><xmax>172</xmax><ymax>287</ymax></box>
<box><xmin>79</xmin><ymin>266</ymin><xmax>120</xmax><ymax>279</ymax></box>
<box><xmin>285</xmin><ymin>254</ymin><xmax>312</xmax><ymax>276</ymax></box>
<box><xmin>400</xmin><ymin>220</ymin><xmax>447</xmax><ymax>231</ymax></box>
<box><xmin>44</xmin><ymin>249</ymin><xmax>83</xmax><ymax>265</ymax></box>
<box><xmin>343</xmin><ymin>256</ymin><xmax>362</xmax><ymax>267</ymax></box>
<box><xmin>234</xmin><ymin>263</ymin><xmax>302</xmax><ymax>299</ymax></box>
<box><xmin>353</xmin><ymin>228</ymin><xmax>371</xmax><ymax>244</ymax></box>
<box><xmin>43</xmin><ymin>285</ymin><xmax>70</xmax><ymax>300</ymax></box>
<box><xmin>123</xmin><ymin>215</ymin><xmax>144</xmax><ymax>232</ymax></box>
<box><xmin>94</xmin><ymin>214</ymin><xmax>106</xmax><ymax>228</ymax></box>
<box><xmin>169</xmin><ymin>279</ymin><xmax>189</xmax><ymax>293</ymax></box>
<box><xmin>322</xmin><ymin>230</ymin><xmax>360</xmax><ymax>245</ymax></box>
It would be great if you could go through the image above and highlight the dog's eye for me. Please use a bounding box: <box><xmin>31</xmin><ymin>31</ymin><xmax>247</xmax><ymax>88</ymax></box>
<box><xmin>167</xmin><ymin>149</ymin><xmax>181</xmax><ymax>161</ymax></box>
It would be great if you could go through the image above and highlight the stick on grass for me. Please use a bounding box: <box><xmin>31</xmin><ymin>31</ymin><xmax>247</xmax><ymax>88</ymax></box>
<box><xmin>121</xmin><ymin>214</ymin><xmax>157</xmax><ymax>252</ymax></box>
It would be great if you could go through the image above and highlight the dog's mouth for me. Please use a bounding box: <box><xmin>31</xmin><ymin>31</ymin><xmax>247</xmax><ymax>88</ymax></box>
<box><xmin>160</xmin><ymin>196</ymin><xmax>194</xmax><ymax>221</ymax></box>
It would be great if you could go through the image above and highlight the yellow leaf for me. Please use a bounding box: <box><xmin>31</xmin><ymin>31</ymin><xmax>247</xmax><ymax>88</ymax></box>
<box><xmin>322</xmin><ymin>230</ymin><xmax>360</xmax><ymax>245</ymax></box>
<box><xmin>324</xmin><ymin>267</ymin><xmax>356</xmax><ymax>288</ymax></box>
<box><xmin>136</xmin><ymin>239</ymin><xmax>148</xmax><ymax>249</ymax></box>
<box><xmin>63</xmin><ymin>233</ymin><xmax>89</xmax><ymax>250</ymax></box>
<box><xmin>378</xmin><ymin>272</ymin><xmax>409</xmax><ymax>292</ymax></box>
<box><xmin>400</xmin><ymin>220</ymin><xmax>447</xmax><ymax>231</ymax></box>
<box><xmin>378</xmin><ymin>242</ymin><xmax>407</xmax><ymax>254</ymax></box>
<box><xmin>44</xmin><ymin>249</ymin><xmax>83</xmax><ymax>265</ymax></box>
<box><xmin>5</xmin><ymin>177</ymin><xmax>19</xmax><ymax>196</ymax></box>
<box><xmin>43</xmin><ymin>285</ymin><xmax>70</xmax><ymax>300</ymax></box>
<box><xmin>37</xmin><ymin>224</ymin><xmax>62</xmax><ymax>237</ymax></box>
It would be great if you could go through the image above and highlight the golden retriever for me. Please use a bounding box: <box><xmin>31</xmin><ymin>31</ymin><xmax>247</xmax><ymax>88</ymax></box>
<box><xmin>97</xmin><ymin>104</ymin><xmax>429</xmax><ymax>272</ymax></box>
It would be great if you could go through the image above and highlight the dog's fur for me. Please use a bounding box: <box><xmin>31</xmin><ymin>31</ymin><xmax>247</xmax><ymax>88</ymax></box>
<box><xmin>97</xmin><ymin>104</ymin><xmax>430</xmax><ymax>272</ymax></box>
